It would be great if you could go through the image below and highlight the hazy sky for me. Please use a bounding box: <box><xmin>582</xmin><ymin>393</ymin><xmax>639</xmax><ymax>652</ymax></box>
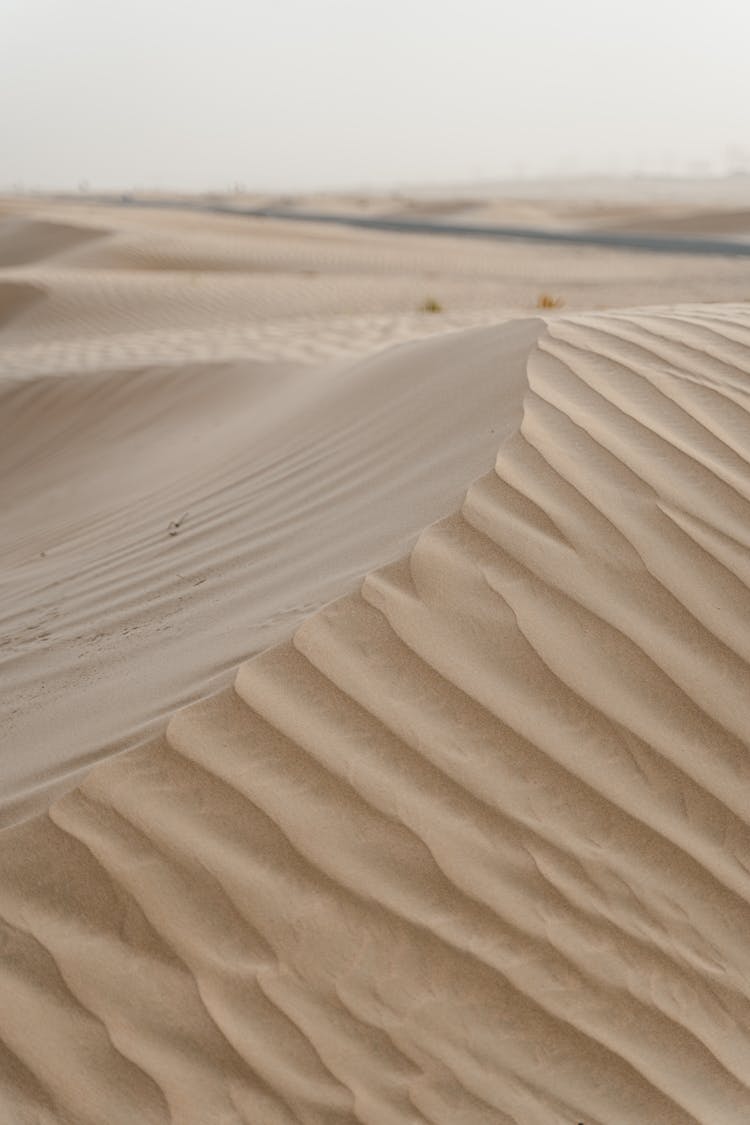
<box><xmin>3</xmin><ymin>0</ymin><xmax>750</xmax><ymax>191</ymax></box>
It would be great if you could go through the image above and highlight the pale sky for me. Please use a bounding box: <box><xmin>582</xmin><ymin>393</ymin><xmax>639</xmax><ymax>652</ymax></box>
<box><xmin>3</xmin><ymin>0</ymin><xmax>749</xmax><ymax>192</ymax></box>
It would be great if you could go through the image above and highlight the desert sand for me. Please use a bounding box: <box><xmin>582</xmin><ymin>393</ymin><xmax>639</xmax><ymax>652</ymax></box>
<box><xmin>1</xmin><ymin>195</ymin><xmax>750</xmax><ymax>1122</ymax></box>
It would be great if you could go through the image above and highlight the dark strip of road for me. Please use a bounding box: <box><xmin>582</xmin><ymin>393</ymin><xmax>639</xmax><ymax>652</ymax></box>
<box><xmin>48</xmin><ymin>194</ymin><xmax>750</xmax><ymax>258</ymax></box>
<box><xmin>248</xmin><ymin>207</ymin><xmax>750</xmax><ymax>258</ymax></box>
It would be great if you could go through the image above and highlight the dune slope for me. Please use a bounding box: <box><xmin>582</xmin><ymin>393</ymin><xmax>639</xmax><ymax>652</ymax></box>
<box><xmin>0</xmin><ymin>217</ymin><xmax>106</xmax><ymax>267</ymax></box>
<box><xmin>0</xmin><ymin>318</ymin><xmax>539</xmax><ymax>824</ymax></box>
<box><xmin>1</xmin><ymin>306</ymin><xmax>749</xmax><ymax>1123</ymax></box>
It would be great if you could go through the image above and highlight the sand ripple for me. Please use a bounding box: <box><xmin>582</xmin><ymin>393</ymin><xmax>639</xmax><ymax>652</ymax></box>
<box><xmin>1</xmin><ymin>307</ymin><xmax>749</xmax><ymax>1122</ymax></box>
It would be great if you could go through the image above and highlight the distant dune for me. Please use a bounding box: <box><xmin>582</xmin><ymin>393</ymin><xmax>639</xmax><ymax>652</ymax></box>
<box><xmin>0</xmin><ymin>281</ymin><xmax>44</xmax><ymax>328</ymax></box>
<box><xmin>1</xmin><ymin>199</ymin><xmax>750</xmax><ymax>1122</ymax></box>
<box><xmin>0</xmin><ymin>217</ymin><xmax>106</xmax><ymax>267</ymax></box>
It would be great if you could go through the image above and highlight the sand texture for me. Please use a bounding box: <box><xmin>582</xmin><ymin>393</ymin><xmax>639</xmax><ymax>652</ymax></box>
<box><xmin>7</xmin><ymin>200</ymin><xmax>750</xmax><ymax>825</ymax></box>
<box><xmin>1</xmin><ymin>275</ymin><xmax>750</xmax><ymax>1121</ymax></box>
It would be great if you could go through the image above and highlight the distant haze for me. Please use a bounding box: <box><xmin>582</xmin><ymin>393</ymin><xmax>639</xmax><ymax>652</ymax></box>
<box><xmin>3</xmin><ymin>0</ymin><xmax>750</xmax><ymax>192</ymax></box>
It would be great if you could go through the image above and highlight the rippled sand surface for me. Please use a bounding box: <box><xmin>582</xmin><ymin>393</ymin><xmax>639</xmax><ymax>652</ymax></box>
<box><xmin>2</xmin><ymin>199</ymin><xmax>750</xmax><ymax>1122</ymax></box>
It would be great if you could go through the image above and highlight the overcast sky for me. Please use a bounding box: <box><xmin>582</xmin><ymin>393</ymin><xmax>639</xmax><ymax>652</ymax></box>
<box><xmin>3</xmin><ymin>0</ymin><xmax>749</xmax><ymax>192</ymax></box>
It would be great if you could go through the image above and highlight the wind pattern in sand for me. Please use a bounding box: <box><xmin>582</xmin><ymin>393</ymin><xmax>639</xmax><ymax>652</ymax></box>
<box><xmin>1</xmin><ymin>306</ymin><xmax>750</xmax><ymax>1123</ymax></box>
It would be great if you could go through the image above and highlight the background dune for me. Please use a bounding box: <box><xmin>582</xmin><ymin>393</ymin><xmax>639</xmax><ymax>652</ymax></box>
<box><xmin>2</xmin><ymin>199</ymin><xmax>750</xmax><ymax>1122</ymax></box>
<box><xmin>0</xmin><ymin>281</ymin><xmax>45</xmax><ymax>329</ymax></box>
<box><xmin>0</xmin><ymin>217</ymin><xmax>107</xmax><ymax>268</ymax></box>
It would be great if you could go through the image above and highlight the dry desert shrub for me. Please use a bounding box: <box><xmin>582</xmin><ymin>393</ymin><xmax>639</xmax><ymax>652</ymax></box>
<box><xmin>419</xmin><ymin>296</ymin><xmax>443</xmax><ymax>313</ymax></box>
<box><xmin>537</xmin><ymin>293</ymin><xmax>564</xmax><ymax>309</ymax></box>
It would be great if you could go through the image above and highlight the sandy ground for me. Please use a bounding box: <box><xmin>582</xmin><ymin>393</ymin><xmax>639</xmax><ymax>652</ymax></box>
<box><xmin>1</xmin><ymin>197</ymin><xmax>750</xmax><ymax>1122</ymax></box>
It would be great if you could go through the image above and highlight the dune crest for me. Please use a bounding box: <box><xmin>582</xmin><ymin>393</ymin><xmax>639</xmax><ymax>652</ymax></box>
<box><xmin>1</xmin><ymin>306</ymin><xmax>749</xmax><ymax>1122</ymax></box>
<box><xmin>0</xmin><ymin>319</ymin><xmax>538</xmax><ymax>824</ymax></box>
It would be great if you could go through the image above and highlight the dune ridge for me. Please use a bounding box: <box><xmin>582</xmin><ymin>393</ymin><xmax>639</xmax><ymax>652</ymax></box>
<box><xmin>0</xmin><ymin>317</ymin><xmax>538</xmax><ymax>824</ymax></box>
<box><xmin>1</xmin><ymin>306</ymin><xmax>749</xmax><ymax>1122</ymax></box>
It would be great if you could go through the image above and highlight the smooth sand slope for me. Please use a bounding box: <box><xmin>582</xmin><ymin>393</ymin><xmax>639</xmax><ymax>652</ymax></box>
<box><xmin>0</xmin><ymin>311</ymin><xmax>538</xmax><ymax>822</ymax></box>
<box><xmin>1</xmin><ymin>303</ymin><xmax>750</xmax><ymax>1123</ymax></box>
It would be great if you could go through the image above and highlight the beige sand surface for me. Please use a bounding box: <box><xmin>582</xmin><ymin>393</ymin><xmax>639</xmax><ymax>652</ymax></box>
<box><xmin>5</xmin><ymin>201</ymin><xmax>749</xmax><ymax>824</ymax></box>
<box><xmin>1</xmin><ymin>199</ymin><xmax>750</xmax><ymax>1122</ymax></box>
<box><xmin>0</xmin><ymin>314</ymin><xmax>539</xmax><ymax>823</ymax></box>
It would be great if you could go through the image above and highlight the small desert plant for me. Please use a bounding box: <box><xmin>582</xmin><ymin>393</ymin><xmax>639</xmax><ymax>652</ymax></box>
<box><xmin>419</xmin><ymin>296</ymin><xmax>443</xmax><ymax>313</ymax></box>
<box><xmin>536</xmin><ymin>293</ymin><xmax>564</xmax><ymax>309</ymax></box>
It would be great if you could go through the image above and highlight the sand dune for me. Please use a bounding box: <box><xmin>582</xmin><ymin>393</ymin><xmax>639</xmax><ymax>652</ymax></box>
<box><xmin>0</xmin><ymin>281</ymin><xmax>44</xmax><ymax>329</ymax></box>
<box><xmin>6</xmin><ymin>198</ymin><xmax>750</xmax><ymax>827</ymax></box>
<box><xmin>1</xmin><ymin>302</ymin><xmax>749</xmax><ymax>1122</ymax></box>
<box><xmin>0</xmin><ymin>217</ymin><xmax>106</xmax><ymax>267</ymax></box>
<box><xmin>258</xmin><ymin>183</ymin><xmax>750</xmax><ymax>240</ymax></box>
<box><xmin>1</xmin><ymin>201</ymin><xmax>749</xmax><ymax>384</ymax></box>
<box><xmin>600</xmin><ymin>206</ymin><xmax>750</xmax><ymax>239</ymax></box>
<box><xmin>0</xmin><ymin>311</ymin><xmax>539</xmax><ymax>823</ymax></box>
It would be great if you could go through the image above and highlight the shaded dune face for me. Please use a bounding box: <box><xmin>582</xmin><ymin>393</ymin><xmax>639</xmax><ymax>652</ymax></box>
<box><xmin>0</xmin><ymin>281</ymin><xmax>46</xmax><ymax>328</ymax></box>
<box><xmin>0</xmin><ymin>218</ymin><xmax>107</xmax><ymax>267</ymax></box>
<box><xmin>0</xmin><ymin>319</ymin><xmax>538</xmax><ymax>825</ymax></box>
<box><xmin>1</xmin><ymin>308</ymin><xmax>749</xmax><ymax>1122</ymax></box>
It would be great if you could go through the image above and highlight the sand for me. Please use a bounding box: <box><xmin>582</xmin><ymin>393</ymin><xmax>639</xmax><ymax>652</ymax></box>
<box><xmin>1</xmin><ymin>197</ymin><xmax>750</xmax><ymax>1122</ymax></box>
